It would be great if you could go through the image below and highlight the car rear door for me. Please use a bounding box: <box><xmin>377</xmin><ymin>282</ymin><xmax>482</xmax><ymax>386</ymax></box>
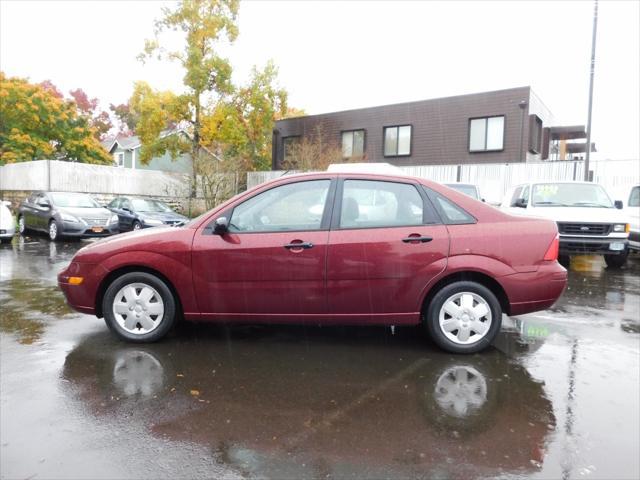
<box><xmin>325</xmin><ymin>178</ymin><xmax>449</xmax><ymax>323</ymax></box>
<box><xmin>191</xmin><ymin>178</ymin><xmax>335</xmax><ymax>319</ymax></box>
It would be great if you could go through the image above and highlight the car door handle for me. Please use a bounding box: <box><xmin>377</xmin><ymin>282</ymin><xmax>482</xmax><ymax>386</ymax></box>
<box><xmin>284</xmin><ymin>241</ymin><xmax>314</xmax><ymax>250</ymax></box>
<box><xmin>402</xmin><ymin>236</ymin><xmax>433</xmax><ymax>243</ymax></box>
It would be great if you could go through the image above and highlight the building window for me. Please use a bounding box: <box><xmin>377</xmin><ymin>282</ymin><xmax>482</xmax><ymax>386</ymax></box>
<box><xmin>113</xmin><ymin>152</ymin><xmax>124</xmax><ymax>167</ymax></box>
<box><xmin>384</xmin><ymin>125</ymin><xmax>412</xmax><ymax>157</ymax></box>
<box><xmin>469</xmin><ymin>116</ymin><xmax>504</xmax><ymax>152</ymax></box>
<box><xmin>282</xmin><ymin>136</ymin><xmax>300</xmax><ymax>163</ymax></box>
<box><xmin>529</xmin><ymin>115</ymin><xmax>543</xmax><ymax>153</ymax></box>
<box><xmin>342</xmin><ymin>130</ymin><xmax>365</xmax><ymax>158</ymax></box>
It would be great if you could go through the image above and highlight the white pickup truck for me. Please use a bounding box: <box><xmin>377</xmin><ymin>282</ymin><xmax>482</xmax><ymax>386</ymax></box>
<box><xmin>501</xmin><ymin>181</ymin><xmax>630</xmax><ymax>268</ymax></box>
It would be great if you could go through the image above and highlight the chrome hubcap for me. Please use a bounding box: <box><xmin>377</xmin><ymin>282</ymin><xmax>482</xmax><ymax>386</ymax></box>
<box><xmin>133</xmin><ymin>222</ymin><xmax>141</xmax><ymax>230</ymax></box>
<box><xmin>112</xmin><ymin>283</ymin><xmax>164</xmax><ymax>335</ymax></box>
<box><xmin>19</xmin><ymin>217</ymin><xmax>25</xmax><ymax>233</ymax></box>
<box><xmin>49</xmin><ymin>222</ymin><xmax>57</xmax><ymax>239</ymax></box>
<box><xmin>434</xmin><ymin>365</ymin><xmax>488</xmax><ymax>417</ymax></box>
<box><xmin>438</xmin><ymin>292</ymin><xmax>492</xmax><ymax>345</ymax></box>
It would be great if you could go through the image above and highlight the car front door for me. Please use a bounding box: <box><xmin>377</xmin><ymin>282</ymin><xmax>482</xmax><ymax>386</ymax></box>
<box><xmin>34</xmin><ymin>193</ymin><xmax>52</xmax><ymax>231</ymax></box>
<box><xmin>191</xmin><ymin>178</ymin><xmax>335</xmax><ymax>319</ymax></box>
<box><xmin>120</xmin><ymin>199</ymin><xmax>136</xmax><ymax>230</ymax></box>
<box><xmin>326</xmin><ymin>178</ymin><xmax>450</xmax><ymax>324</ymax></box>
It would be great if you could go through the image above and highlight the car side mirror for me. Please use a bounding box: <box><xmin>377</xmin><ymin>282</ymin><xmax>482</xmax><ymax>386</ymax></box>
<box><xmin>614</xmin><ymin>200</ymin><xmax>623</xmax><ymax>209</ymax></box>
<box><xmin>214</xmin><ymin>216</ymin><xmax>229</xmax><ymax>235</ymax></box>
<box><xmin>514</xmin><ymin>198</ymin><xmax>528</xmax><ymax>208</ymax></box>
<box><xmin>122</xmin><ymin>207</ymin><xmax>131</xmax><ymax>212</ymax></box>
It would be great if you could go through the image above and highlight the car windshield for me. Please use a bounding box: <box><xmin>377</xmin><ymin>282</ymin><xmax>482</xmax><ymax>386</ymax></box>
<box><xmin>131</xmin><ymin>199</ymin><xmax>173</xmax><ymax>213</ymax></box>
<box><xmin>445</xmin><ymin>184</ymin><xmax>479</xmax><ymax>200</ymax></box>
<box><xmin>49</xmin><ymin>193</ymin><xmax>100</xmax><ymax>208</ymax></box>
<box><xmin>532</xmin><ymin>183</ymin><xmax>613</xmax><ymax>208</ymax></box>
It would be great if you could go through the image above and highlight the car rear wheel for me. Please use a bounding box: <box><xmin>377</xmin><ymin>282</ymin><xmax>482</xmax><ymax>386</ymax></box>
<box><xmin>103</xmin><ymin>272</ymin><xmax>176</xmax><ymax>342</ymax></box>
<box><xmin>604</xmin><ymin>251</ymin><xmax>628</xmax><ymax>269</ymax></box>
<box><xmin>425</xmin><ymin>281</ymin><xmax>502</xmax><ymax>354</ymax></box>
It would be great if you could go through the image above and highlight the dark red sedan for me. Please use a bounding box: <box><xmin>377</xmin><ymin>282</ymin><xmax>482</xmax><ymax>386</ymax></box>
<box><xmin>58</xmin><ymin>172</ymin><xmax>567</xmax><ymax>353</ymax></box>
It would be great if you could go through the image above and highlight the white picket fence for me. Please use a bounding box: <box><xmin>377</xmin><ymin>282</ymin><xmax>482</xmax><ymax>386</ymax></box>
<box><xmin>246</xmin><ymin>159</ymin><xmax>639</xmax><ymax>204</ymax></box>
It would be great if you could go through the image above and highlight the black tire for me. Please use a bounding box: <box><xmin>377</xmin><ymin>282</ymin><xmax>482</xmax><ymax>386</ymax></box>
<box><xmin>48</xmin><ymin>219</ymin><xmax>63</xmax><ymax>242</ymax></box>
<box><xmin>132</xmin><ymin>221</ymin><xmax>142</xmax><ymax>231</ymax></box>
<box><xmin>424</xmin><ymin>281</ymin><xmax>502</xmax><ymax>354</ymax></box>
<box><xmin>604</xmin><ymin>251</ymin><xmax>628</xmax><ymax>269</ymax></box>
<box><xmin>102</xmin><ymin>272</ymin><xmax>177</xmax><ymax>343</ymax></box>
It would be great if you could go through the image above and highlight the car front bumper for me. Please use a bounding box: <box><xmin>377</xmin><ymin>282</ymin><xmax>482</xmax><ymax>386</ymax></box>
<box><xmin>559</xmin><ymin>236</ymin><xmax>629</xmax><ymax>255</ymax></box>
<box><xmin>0</xmin><ymin>225</ymin><xmax>16</xmax><ymax>238</ymax></box>
<box><xmin>58</xmin><ymin>261</ymin><xmax>108</xmax><ymax>315</ymax></box>
<box><xmin>60</xmin><ymin>221</ymin><xmax>119</xmax><ymax>238</ymax></box>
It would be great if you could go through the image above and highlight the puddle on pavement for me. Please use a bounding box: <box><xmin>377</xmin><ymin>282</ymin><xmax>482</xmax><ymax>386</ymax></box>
<box><xmin>0</xmin><ymin>278</ymin><xmax>72</xmax><ymax>344</ymax></box>
<box><xmin>61</xmin><ymin>326</ymin><xmax>556</xmax><ymax>479</ymax></box>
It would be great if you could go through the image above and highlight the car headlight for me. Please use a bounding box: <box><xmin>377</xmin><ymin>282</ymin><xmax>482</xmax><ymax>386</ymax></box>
<box><xmin>60</xmin><ymin>212</ymin><xmax>81</xmax><ymax>223</ymax></box>
<box><xmin>143</xmin><ymin>218</ymin><xmax>164</xmax><ymax>226</ymax></box>
<box><xmin>613</xmin><ymin>223</ymin><xmax>629</xmax><ymax>233</ymax></box>
<box><xmin>109</xmin><ymin>214</ymin><xmax>119</xmax><ymax>224</ymax></box>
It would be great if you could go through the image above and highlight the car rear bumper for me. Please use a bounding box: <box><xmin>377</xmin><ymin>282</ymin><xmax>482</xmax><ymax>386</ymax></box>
<box><xmin>559</xmin><ymin>236</ymin><xmax>628</xmax><ymax>255</ymax></box>
<box><xmin>58</xmin><ymin>261</ymin><xmax>108</xmax><ymax>315</ymax></box>
<box><xmin>500</xmin><ymin>262</ymin><xmax>568</xmax><ymax>316</ymax></box>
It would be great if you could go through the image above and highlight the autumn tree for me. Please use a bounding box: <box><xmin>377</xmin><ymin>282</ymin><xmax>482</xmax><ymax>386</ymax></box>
<box><xmin>281</xmin><ymin>123</ymin><xmax>344</xmax><ymax>171</ymax></box>
<box><xmin>110</xmin><ymin>102</ymin><xmax>139</xmax><ymax>136</ymax></box>
<box><xmin>69</xmin><ymin>88</ymin><xmax>113</xmax><ymax>140</ymax></box>
<box><xmin>0</xmin><ymin>73</ymin><xmax>112</xmax><ymax>165</ymax></box>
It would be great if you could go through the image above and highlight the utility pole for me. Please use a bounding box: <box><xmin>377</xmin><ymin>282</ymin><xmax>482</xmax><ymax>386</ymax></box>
<box><xmin>584</xmin><ymin>0</ymin><xmax>598</xmax><ymax>181</ymax></box>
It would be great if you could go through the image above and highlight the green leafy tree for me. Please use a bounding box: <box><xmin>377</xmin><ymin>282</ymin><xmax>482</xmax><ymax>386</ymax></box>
<box><xmin>0</xmin><ymin>73</ymin><xmax>112</xmax><ymax>165</ymax></box>
<box><xmin>137</xmin><ymin>0</ymin><xmax>239</xmax><ymax>189</ymax></box>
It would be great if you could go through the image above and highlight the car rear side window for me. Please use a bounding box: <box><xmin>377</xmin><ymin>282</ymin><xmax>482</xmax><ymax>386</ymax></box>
<box><xmin>423</xmin><ymin>187</ymin><xmax>476</xmax><ymax>225</ymax></box>
<box><xmin>229</xmin><ymin>180</ymin><xmax>331</xmax><ymax>233</ymax></box>
<box><xmin>339</xmin><ymin>180</ymin><xmax>436</xmax><ymax>229</ymax></box>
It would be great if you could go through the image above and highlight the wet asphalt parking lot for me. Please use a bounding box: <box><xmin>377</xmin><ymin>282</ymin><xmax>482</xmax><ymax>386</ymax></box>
<box><xmin>0</xmin><ymin>236</ymin><xmax>639</xmax><ymax>480</ymax></box>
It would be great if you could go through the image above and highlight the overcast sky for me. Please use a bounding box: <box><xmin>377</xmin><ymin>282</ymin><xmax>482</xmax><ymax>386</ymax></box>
<box><xmin>1</xmin><ymin>0</ymin><xmax>638</xmax><ymax>160</ymax></box>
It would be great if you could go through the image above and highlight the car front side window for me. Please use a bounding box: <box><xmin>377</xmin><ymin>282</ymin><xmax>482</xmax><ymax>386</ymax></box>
<box><xmin>229</xmin><ymin>180</ymin><xmax>331</xmax><ymax>233</ymax></box>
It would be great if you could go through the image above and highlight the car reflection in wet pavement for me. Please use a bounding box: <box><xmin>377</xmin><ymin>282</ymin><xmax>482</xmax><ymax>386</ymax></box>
<box><xmin>1</xmin><ymin>237</ymin><xmax>639</xmax><ymax>479</ymax></box>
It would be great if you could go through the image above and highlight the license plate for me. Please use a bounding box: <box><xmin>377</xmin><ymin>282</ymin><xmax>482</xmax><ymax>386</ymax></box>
<box><xmin>609</xmin><ymin>242</ymin><xmax>625</xmax><ymax>251</ymax></box>
<box><xmin>91</xmin><ymin>227</ymin><xmax>104</xmax><ymax>233</ymax></box>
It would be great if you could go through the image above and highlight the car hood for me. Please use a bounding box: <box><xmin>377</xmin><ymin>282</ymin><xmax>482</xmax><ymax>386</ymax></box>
<box><xmin>138</xmin><ymin>211</ymin><xmax>187</xmax><ymax>221</ymax></box>
<box><xmin>59</xmin><ymin>206</ymin><xmax>113</xmax><ymax>219</ymax></box>
<box><xmin>0</xmin><ymin>206</ymin><xmax>15</xmax><ymax>228</ymax></box>
<box><xmin>513</xmin><ymin>206</ymin><xmax>628</xmax><ymax>223</ymax></box>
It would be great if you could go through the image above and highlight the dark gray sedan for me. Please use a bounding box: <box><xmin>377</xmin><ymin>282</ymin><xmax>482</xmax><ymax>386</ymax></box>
<box><xmin>106</xmin><ymin>197</ymin><xmax>187</xmax><ymax>231</ymax></box>
<box><xmin>18</xmin><ymin>192</ymin><xmax>119</xmax><ymax>241</ymax></box>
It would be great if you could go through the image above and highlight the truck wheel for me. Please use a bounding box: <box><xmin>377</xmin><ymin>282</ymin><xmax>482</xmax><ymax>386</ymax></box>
<box><xmin>604</xmin><ymin>252</ymin><xmax>628</xmax><ymax>269</ymax></box>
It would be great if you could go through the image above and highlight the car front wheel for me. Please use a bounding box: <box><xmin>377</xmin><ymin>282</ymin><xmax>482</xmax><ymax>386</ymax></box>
<box><xmin>48</xmin><ymin>219</ymin><xmax>62</xmax><ymax>241</ymax></box>
<box><xmin>425</xmin><ymin>281</ymin><xmax>502</xmax><ymax>354</ymax></box>
<box><xmin>18</xmin><ymin>216</ymin><xmax>27</xmax><ymax>235</ymax></box>
<box><xmin>102</xmin><ymin>272</ymin><xmax>177</xmax><ymax>342</ymax></box>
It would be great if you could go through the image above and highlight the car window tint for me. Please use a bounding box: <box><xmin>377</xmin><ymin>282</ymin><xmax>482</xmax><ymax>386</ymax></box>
<box><xmin>229</xmin><ymin>180</ymin><xmax>330</xmax><ymax>232</ymax></box>
<box><xmin>424</xmin><ymin>188</ymin><xmax>476</xmax><ymax>225</ymax></box>
<box><xmin>629</xmin><ymin>186</ymin><xmax>639</xmax><ymax>207</ymax></box>
<box><xmin>109</xmin><ymin>198</ymin><xmax>120</xmax><ymax>208</ymax></box>
<box><xmin>521</xmin><ymin>186</ymin><xmax>530</xmax><ymax>206</ymax></box>
<box><xmin>510</xmin><ymin>187</ymin><xmax>523</xmax><ymax>207</ymax></box>
<box><xmin>340</xmin><ymin>180</ymin><xmax>425</xmax><ymax>228</ymax></box>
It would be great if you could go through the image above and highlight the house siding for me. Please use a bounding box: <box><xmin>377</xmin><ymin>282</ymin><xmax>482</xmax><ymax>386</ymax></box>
<box><xmin>273</xmin><ymin>87</ymin><xmax>534</xmax><ymax>169</ymax></box>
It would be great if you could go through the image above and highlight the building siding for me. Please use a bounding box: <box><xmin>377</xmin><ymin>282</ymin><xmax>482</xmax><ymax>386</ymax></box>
<box><xmin>273</xmin><ymin>87</ymin><xmax>534</xmax><ymax>168</ymax></box>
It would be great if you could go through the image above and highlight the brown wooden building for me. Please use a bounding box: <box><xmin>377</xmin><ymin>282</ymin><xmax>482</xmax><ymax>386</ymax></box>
<box><xmin>272</xmin><ymin>86</ymin><xmax>592</xmax><ymax>169</ymax></box>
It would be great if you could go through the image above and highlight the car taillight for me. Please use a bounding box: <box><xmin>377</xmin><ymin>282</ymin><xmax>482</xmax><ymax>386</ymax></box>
<box><xmin>544</xmin><ymin>234</ymin><xmax>559</xmax><ymax>261</ymax></box>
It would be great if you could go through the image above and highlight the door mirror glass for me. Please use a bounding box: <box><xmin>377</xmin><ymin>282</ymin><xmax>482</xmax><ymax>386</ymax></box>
<box><xmin>214</xmin><ymin>216</ymin><xmax>229</xmax><ymax>235</ymax></box>
<box><xmin>614</xmin><ymin>200</ymin><xmax>623</xmax><ymax>210</ymax></box>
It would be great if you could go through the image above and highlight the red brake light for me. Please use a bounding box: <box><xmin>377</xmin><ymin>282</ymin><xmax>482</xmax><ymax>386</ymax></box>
<box><xmin>544</xmin><ymin>234</ymin><xmax>559</xmax><ymax>261</ymax></box>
